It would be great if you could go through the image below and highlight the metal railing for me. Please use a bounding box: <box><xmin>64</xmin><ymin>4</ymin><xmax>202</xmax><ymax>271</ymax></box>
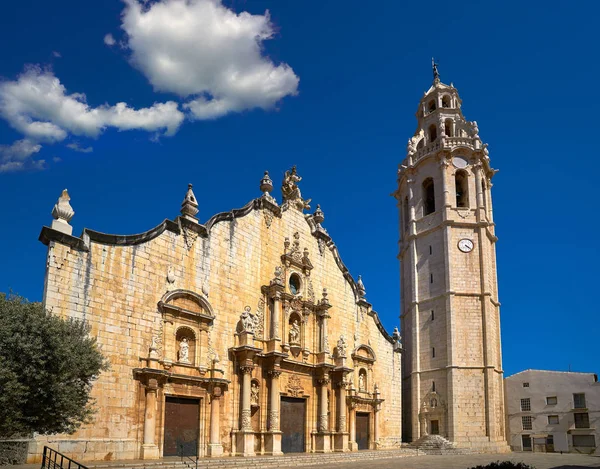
<box><xmin>40</xmin><ymin>446</ymin><xmax>88</xmax><ymax>469</ymax></box>
<box><xmin>179</xmin><ymin>444</ymin><xmax>199</xmax><ymax>469</ymax></box>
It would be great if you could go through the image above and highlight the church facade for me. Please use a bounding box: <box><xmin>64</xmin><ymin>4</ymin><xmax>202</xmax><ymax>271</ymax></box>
<box><xmin>394</xmin><ymin>67</ymin><xmax>509</xmax><ymax>452</ymax></box>
<box><xmin>33</xmin><ymin>168</ymin><xmax>402</xmax><ymax>462</ymax></box>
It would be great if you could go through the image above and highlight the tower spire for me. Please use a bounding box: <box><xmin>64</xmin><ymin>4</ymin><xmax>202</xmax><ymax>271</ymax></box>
<box><xmin>432</xmin><ymin>57</ymin><xmax>440</xmax><ymax>84</ymax></box>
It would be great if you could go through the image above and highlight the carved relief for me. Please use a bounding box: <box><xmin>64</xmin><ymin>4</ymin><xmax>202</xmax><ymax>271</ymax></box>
<box><xmin>254</xmin><ymin>298</ymin><xmax>265</xmax><ymax>338</ymax></box>
<box><xmin>263</xmin><ymin>209</ymin><xmax>274</xmax><ymax>228</ymax></box>
<box><xmin>179</xmin><ymin>337</ymin><xmax>190</xmax><ymax>364</ymax></box>
<box><xmin>182</xmin><ymin>226</ymin><xmax>198</xmax><ymax>250</ymax></box>
<box><xmin>317</xmin><ymin>238</ymin><xmax>326</xmax><ymax>256</ymax></box>
<box><xmin>318</xmin><ymin>414</ymin><xmax>328</xmax><ymax>432</ymax></box>
<box><xmin>268</xmin><ymin>410</ymin><xmax>279</xmax><ymax>431</ymax></box>
<box><xmin>338</xmin><ymin>415</ymin><xmax>347</xmax><ymax>432</ymax></box>
<box><xmin>307</xmin><ymin>278</ymin><xmax>315</xmax><ymax>302</ymax></box>
<box><xmin>335</xmin><ymin>335</ymin><xmax>348</xmax><ymax>357</ymax></box>
<box><xmin>282</xmin><ymin>166</ymin><xmax>311</xmax><ymax>211</ymax></box>
<box><xmin>241</xmin><ymin>409</ymin><xmax>252</xmax><ymax>430</ymax></box>
<box><xmin>287</xmin><ymin>374</ymin><xmax>304</xmax><ymax>397</ymax></box>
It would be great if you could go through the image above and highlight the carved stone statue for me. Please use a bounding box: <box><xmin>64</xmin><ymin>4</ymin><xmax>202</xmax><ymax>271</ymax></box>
<box><xmin>289</xmin><ymin>320</ymin><xmax>300</xmax><ymax>344</ymax></box>
<box><xmin>282</xmin><ymin>166</ymin><xmax>311</xmax><ymax>210</ymax></box>
<box><xmin>392</xmin><ymin>327</ymin><xmax>401</xmax><ymax>343</ymax></box>
<box><xmin>179</xmin><ymin>337</ymin><xmax>190</xmax><ymax>363</ymax></box>
<box><xmin>251</xmin><ymin>382</ymin><xmax>259</xmax><ymax>406</ymax></box>
<box><xmin>358</xmin><ymin>373</ymin><xmax>365</xmax><ymax>392</ymax></box>
<box><xmin>240</xmin><ymin>306</ymin><xmax>254</xmax><ymax>333</ymax></box>
<box><xmin>336</xmin><ymin>335</ymin><xmax>347</xmax><ymax>357</ymax></box>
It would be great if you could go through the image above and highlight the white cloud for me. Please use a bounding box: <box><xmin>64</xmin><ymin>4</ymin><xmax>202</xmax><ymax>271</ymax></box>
<box><xmin>52</xmin><ymin>51</ymin><xmax>62</xmax><ymax>58</ymax></box>
<box><xmin>0</xmin><ymin>66</ymin><xmax>185</xmax><ymax>142</ymax></box>
<box><xmin>121</xmin><ymin>0</ymin><xmax>299</xmax><ymax>120</ymax></box>
<box><xmin>66</xmin><ymin>142</ymin><xmax>93</xmax><ymax>153</ymax></box>
<box><xmin>0</xmin><ymin>138</ymin><xmax>43</xmax><ymax>173</ymax></box>
<box><xmin>104</xmin><ymin>33</ymin><xmax>116</xmax><ymax>46</ymax></box>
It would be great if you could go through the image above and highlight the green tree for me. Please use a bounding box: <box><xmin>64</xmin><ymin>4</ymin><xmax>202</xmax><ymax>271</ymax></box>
<box><xmin>0</xmin><ymin>293</ymin><xmax>108</xmax><ymax>437</ymax></box>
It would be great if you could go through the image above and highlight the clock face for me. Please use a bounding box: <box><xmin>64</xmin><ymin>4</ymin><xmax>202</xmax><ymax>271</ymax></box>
<box><xmin>458</xmin><ymin>238</ymin><xmax>474</xmax><ymax>253</ymax></box>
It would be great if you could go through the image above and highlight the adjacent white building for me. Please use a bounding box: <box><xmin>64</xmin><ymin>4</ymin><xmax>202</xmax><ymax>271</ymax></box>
<box><xmin>505</xmin><ymin>370</ymin><xmax>599</xmax><ymax>454</ymax></box>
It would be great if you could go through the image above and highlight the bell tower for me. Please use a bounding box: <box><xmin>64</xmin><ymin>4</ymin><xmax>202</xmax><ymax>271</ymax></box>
<box><xmin>395</xmin><ymin>62</ymin><xmax>508</xmax><ymax>452</ymax></box>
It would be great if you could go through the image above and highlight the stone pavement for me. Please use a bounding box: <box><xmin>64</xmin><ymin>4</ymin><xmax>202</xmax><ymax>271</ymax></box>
<box><xmin>7</xmin><ymin>451</ymin><xmax>600</xmax><ymax>469</ymax></box>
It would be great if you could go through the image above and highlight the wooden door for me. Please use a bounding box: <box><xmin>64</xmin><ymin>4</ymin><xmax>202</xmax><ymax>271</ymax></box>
<box><xmin>163</xmin><ymin>397</ymin><xmax>200</xmax><ymax>457</ymax></box>
<box><xmin>281</xmin><ymin>397</ymin><xmax>305</xmax><ymax>453</ymax></box>
<box><xmin>431</xmin><ymin>419</ymin><xmax>439</xmax><ymax>435</ymax></box>
<box><xmin>356</xmin><ymin>412</ymin><xmax>370</xmax><ymax>450</ymax></box>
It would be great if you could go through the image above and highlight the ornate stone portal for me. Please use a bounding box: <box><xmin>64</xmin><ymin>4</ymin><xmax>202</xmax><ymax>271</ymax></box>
<box><xmin>37</xmin><ymin>167</ymin><xmax>402</xmax><ymax>462</ymax></box>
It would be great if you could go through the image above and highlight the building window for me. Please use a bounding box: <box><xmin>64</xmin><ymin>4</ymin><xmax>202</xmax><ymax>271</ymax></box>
<box><xmin>428</xmin><ymin>123</ymin><xmax>438</xmax><ymax>142</ymax></box>
<box><xmin>432</xmin><ymin>347</ymin><xmax>435</xmax><ymax>358</ymax></box>
<box><xmin>546</xmin><ymin>396</ymin><xmax>557</xmax><ymax>405</ymax></box>
<box><xmin>422</xmin><ymin>178</ymin><xmax>435</xmax><ymax>215</ymax></box>
<box><xmin>430</xmin><ymin>273</ymin><xmax>433</xmax><ymax>284</ymax></box>
<box><xmin>574</xmin><ymin>412</ymin><xmax>590</xmax><ymax>429</ymax></box>
<box><xmin>432</xmin><ymin>381</ymin><xmax>436</xmax><ymax>392</ymax></box>
<box><xmin>442</xmin><ymin>95</ymin><xmax>451</xmax><ymax>108</ymax></box>
<box><xmin>521</xmin><ymin>398</ymin><xmax>531</xmax><ymax>412</ymax></box>
<box><xmin>546</xmin><ymin>434</ymin><xmax>554</xmax><ymax>447</ymax></box>
<box><xmin>431</xmin><ymin>310</ymin><xmax>434</xmax><ymax>321</ymax></box>
<box><xmin>444</xmin><ymin>118</ymin><xmax>453</xmax><ymax>137</ymax></box>
<box><xmin>548</xmin><ymin>415</ymin><xmax>559</xmax><ymax>425</ymax></box>
<box><xmin>522</xmin><ymin>416</ymin><xmax>533</xmax><ymax>430</ymax></box>
<box><xmin>522</xmin><ymin>435</ymin><xmax>532</xmax><ymax>451</ymax></box>
<box><xmin>403</xmin><ymin>197</ymin><xmax>409</xmax><ymax>232</ymax></box>
<box><xmin>573</xmin><ymin>393</ymin><xmax>586</xmax><ymax>409</ymax></box>
<box><xmin>523</xmin><ymin>382</ymin><xmax>529</xmax><ymax>388</ymax></box>
<box><xmin>573</xmin><ymin>435</ymin><xmax>596</xmax><ymax>447</ymax></box>
<box><xmin>428</xmin><ymin>99</ymin><xmax>436</xmax><ymax>113</ymax></box>
<box><xmin>455</xmin><ymin>170</ymin><xmax>469</xmax><ymax>208</ymax></box>
<box><xmin>429</xmin><ymin>245</ymin><xmax>432</xmax><ymax>255</ymax></box>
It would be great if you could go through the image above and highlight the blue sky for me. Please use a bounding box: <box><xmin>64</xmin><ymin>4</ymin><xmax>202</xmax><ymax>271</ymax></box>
<box><xmin>0</xmin><ymin>0</ymin><xmax>598</xmax><ymax>377</ymax></box>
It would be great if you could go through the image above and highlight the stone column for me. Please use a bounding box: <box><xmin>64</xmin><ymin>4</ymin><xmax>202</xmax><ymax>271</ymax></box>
<box><xmin>321</xmin><ymin>313</ymin><xmax>330</xmax><ymax>353</ymax></box>
<box><xmin>349</xmin><ymin>403</ymin><xmax>357</xmax><ymax>451</ymax></box>
<box><xmin>238</xmin><ymin>365</ymin><xmax>255</xmax><ymax>456</ymax></box>
<box><xmin>334</xmin><ymin>381</ymin><xmax>349</xmax><ymax>452</ymax></box>
<box><xmin>265</xmin><ymin>370</ymin><xmax>282</xmax><ymax>455</ymax></box>
<box><xmin>207</xmin><ymin>387</ymin><xmax>223</xmax><ymax>457</ymax></box>
<box><xmin>141</xmin><ymin>379</ymin><xmax>160</xmax><ymax>459</ymax></box>
<box><xmin>373</xmin><ymin>409</ymin><xmax>380</xmax><ymax>449</ymax></box>
<box><xmin>272</xmin><ymin>292</ymin><xmax>281</xmax><ymax>339</ymax></box>
<box><xmin>315</xmin><ymin>375</ymin><xmax>331</xmax><ymax>453</ymax></box>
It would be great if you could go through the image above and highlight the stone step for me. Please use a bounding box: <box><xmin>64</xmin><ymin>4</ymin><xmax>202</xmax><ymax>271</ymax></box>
<box><xmin>87</xmin><ymin>450</ymin><xmax>417</xmax><ymax>469</ymax></box>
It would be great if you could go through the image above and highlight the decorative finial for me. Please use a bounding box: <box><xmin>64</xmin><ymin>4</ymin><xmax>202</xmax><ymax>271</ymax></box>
<box><xmin>51</xmin><ymin>189</ymin><xmax>75</xmax><ymax>235</ymax></box>
<box><xmin>180</xmin><ymin>183</ymin><xmax>199</xmax><ymax>222</ymax></box>
<box><xmin>313</xmin><ymin>204</ymin><xmax>324</xmax><ymax>225</ymax></box>
<box><xmin>321</xmin><ymin>288</ymin><xmax>330</xmax><ymax>305</ymax></box>
<box><xmin>432</xmin><ymin>57</ymin><xmax>440</xmax><ymax>84</ymax></box>
<box><xmin>259</xmin><ymin>171</ymin><xmax>274</xmax><ymax>198</ymax></box>
<box><xmin>357</xmin><ymin>275</ymin><xmax>366</xmax><ymax>298</ymax></box>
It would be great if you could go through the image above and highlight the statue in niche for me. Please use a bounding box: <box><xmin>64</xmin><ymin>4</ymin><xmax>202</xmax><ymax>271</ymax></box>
<box><xmin>289</xmin><ymin>320</ymin><xmax>300</xmax><ymax>344</ymax></box>
<box><xmin>431</xmin><ymin>398</ymin><xmax>438</xmax><ymax>408</ymax></box>
<box><xmin>179</xmin><ymin>337</ymin><xmax>190</xmax><ymax>364</ymax></box>
<box><xmin>240</xmin><ymin>306</ymin><xmax>254</xmax><ymax>333</ymax></box>
<box><xmin>358</xmin><ymin>373</ymin><xmax>366</xmax><ymax>392</ymax></box>
<box><xmin>282</xmin><ymin>166</ymin><xmax>311</xmax><ymax>210</ymax></box>
<box><xmin>251</xmin><ymin>382</ymin><xmax>259</xmax><ymax>407</ymax></box>
<box><xmin>336</xmin><ymin>335</ymin><xmax>347</xmax><ymax>357</ymax></box>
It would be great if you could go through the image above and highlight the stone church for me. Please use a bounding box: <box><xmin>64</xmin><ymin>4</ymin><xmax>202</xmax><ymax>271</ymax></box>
<box><xmin>31</xmin><ymin>67</ymin><xmax>508</xmax><ymax>462</ymax></box>
<box><xmin>35</xmin><ymin>166</ymin><xmax>402</xmax><ymax>461</ymax></box>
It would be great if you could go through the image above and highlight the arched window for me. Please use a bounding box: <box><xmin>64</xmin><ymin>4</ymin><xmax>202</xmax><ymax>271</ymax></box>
<box><xmin>403</xmin><ymin>197</ymin><xmax>409</xmax><ymax>232</ymax></box>
<box><xmin>444</xmin><ymin>119</ymin><xmax>453</xmax><ymax>137</ymax></box>
<box><xmin>455</xmin><ymin>170</ymin><xmax>469</xmax><ymax>208</ymax></box>
<box><xmin>422</xmin><ymin>178</ymin><xmax>435</xmax><ymax>216</ymax></box>
<box><xmin>428</xmin><ymin>124</ymin><xmax>437</xmax><ymax>142</ymax></box>
<box><xmin>428</xmin><ymin>100</ymin><xmax>436</xmax><ymax>113</ymax></box>
<box><xmin>442</xmin><ymin>95</ymin><xmax>451</xmax><ymax>108</ymax></box>
<box><xmin>417</xmin><ymin>138</ymin><xmax>424</xmax><ymax>150</ymax></box>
